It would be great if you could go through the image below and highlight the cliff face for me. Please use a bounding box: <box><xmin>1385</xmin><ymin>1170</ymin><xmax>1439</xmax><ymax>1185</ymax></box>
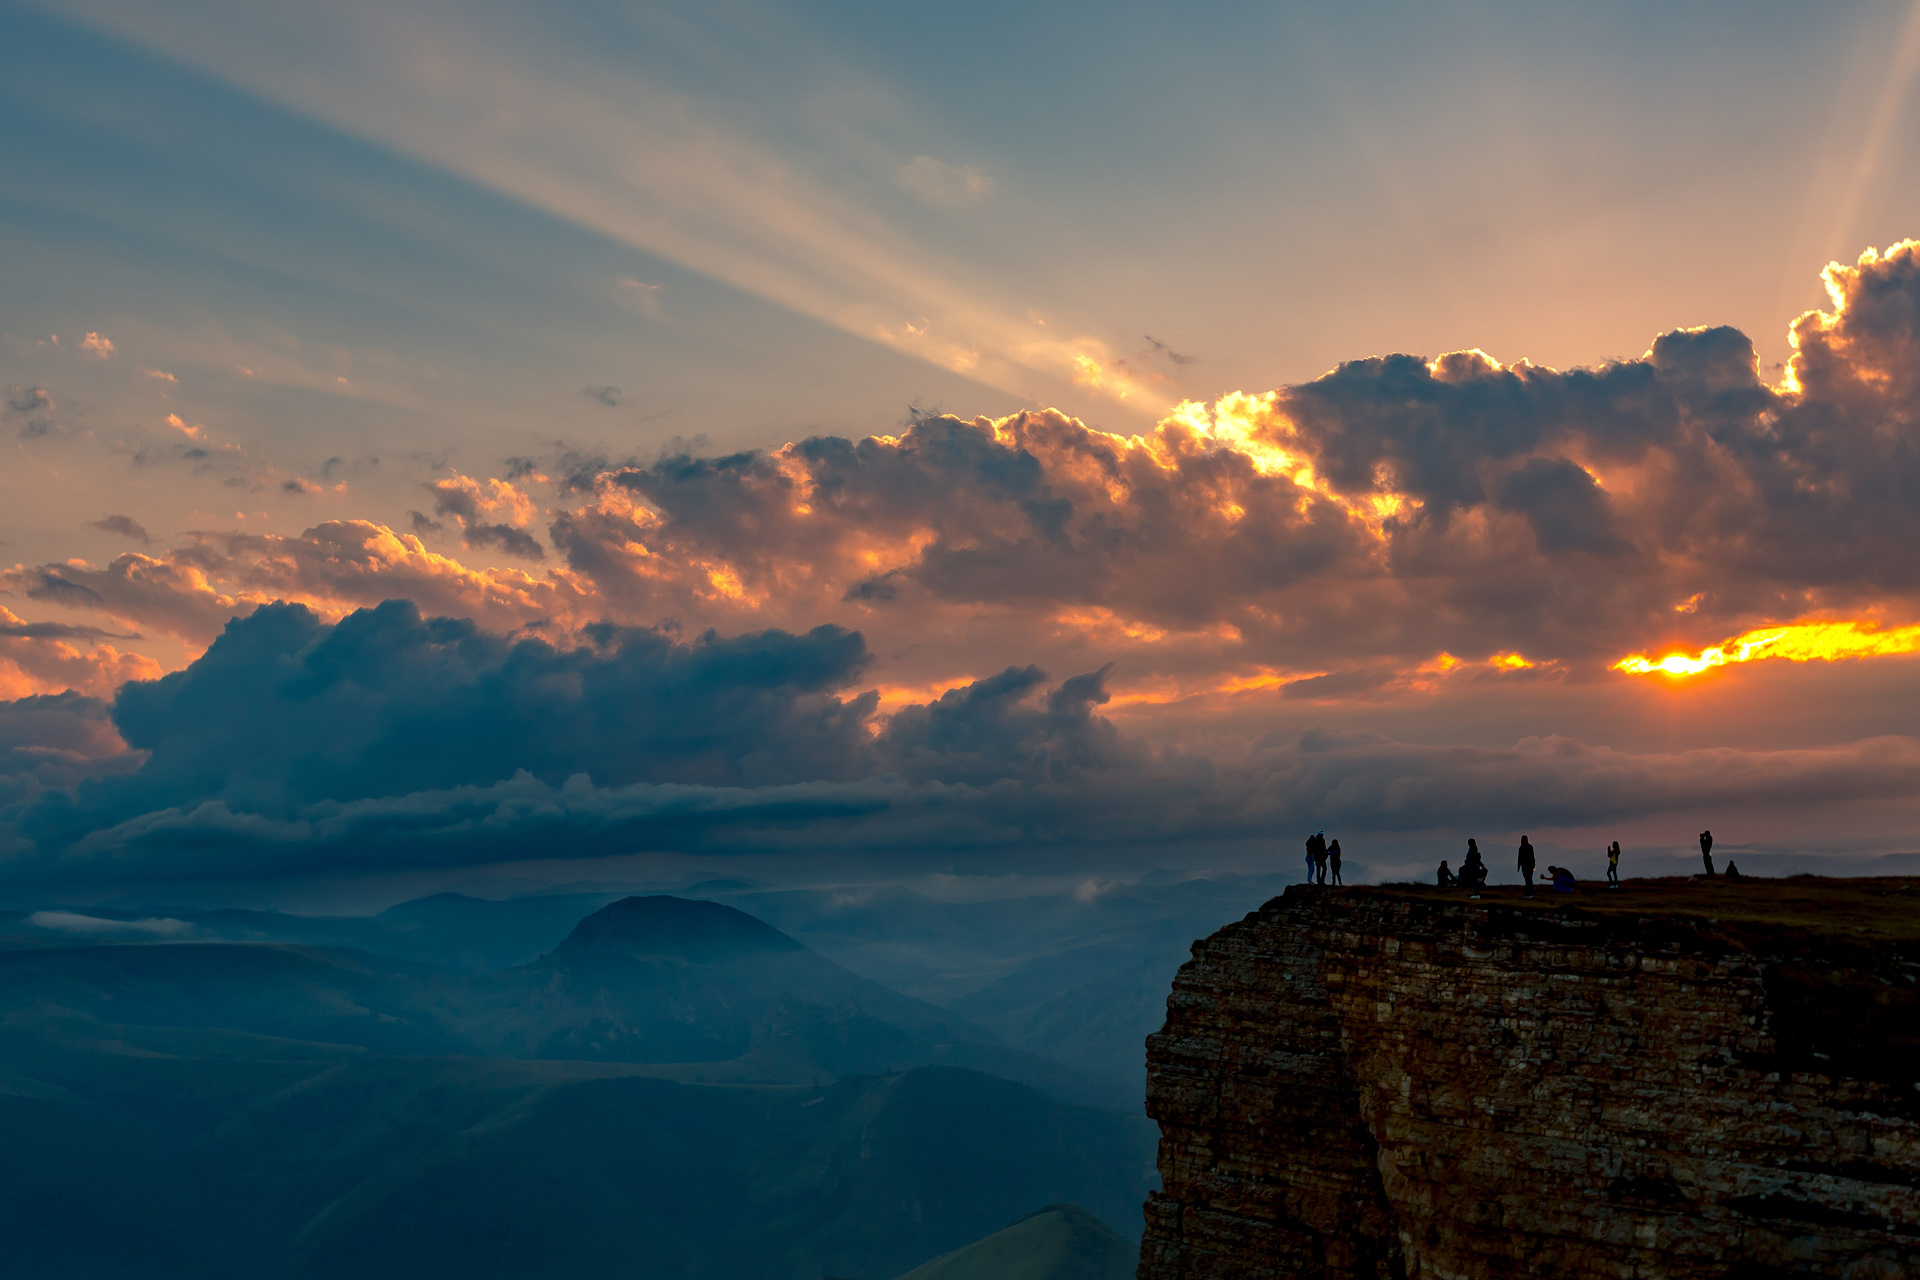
<box><xmin>1139</xmin><ymin>880</ymin><xmax>1920</xmax><ymax>1279</ymax></box>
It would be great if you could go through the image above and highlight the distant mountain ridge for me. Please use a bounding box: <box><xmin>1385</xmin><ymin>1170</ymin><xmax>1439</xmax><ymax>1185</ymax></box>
<box><xmin>893</xmin><ymin>1205</ymin><xmax>1135</xmax><ymax>1280</ymax></box>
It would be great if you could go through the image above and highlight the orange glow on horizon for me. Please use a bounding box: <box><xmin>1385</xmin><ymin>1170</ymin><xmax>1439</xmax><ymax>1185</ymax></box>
<box><xmin>1614</xmin><ymin>619</ymin><xmax>1920</xmax><ymax>677</ymax></box>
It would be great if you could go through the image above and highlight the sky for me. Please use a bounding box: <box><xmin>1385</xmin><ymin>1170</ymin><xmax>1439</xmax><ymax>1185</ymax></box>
<box><xmin>7</xmin><ymin>0</ymin><xmax>1920</xmax><ymax>900</ymax></box>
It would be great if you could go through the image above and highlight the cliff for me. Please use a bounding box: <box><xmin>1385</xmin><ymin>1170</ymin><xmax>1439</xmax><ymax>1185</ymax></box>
<box><xmin>1139</xmin><ymin>877</ymin><xmax>1920</xmax><ymax>1279</ymax></box>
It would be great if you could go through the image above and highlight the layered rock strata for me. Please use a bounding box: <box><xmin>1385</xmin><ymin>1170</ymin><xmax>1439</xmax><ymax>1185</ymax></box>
<box><xmin>1139</xmin><ymin>881</ymin><xmax>1920</xmax><ymax>1279</ymax></box>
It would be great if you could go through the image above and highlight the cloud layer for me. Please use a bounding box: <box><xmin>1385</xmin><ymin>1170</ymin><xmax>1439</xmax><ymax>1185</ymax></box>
<box><xmin>9</xmin><ymin>244</ymin><xmax>1920</xmax><ymax>881</ymax></box>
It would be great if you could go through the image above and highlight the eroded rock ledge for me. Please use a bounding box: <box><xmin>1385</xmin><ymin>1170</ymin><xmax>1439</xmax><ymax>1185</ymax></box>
<box><xmin>1139</xmin><ymin>878</ymin><xmax>1920</xmax><ymax>1279</ymax></box>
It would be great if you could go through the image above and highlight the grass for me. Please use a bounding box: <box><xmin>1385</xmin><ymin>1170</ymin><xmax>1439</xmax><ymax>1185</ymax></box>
<box><xmin>1348</xmin><ymin>876</ymin><xmax>1920</xmax><ymax>944</ymax></box>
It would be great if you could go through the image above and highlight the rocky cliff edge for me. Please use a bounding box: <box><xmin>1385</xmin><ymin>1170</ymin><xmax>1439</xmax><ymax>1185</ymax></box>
<box><xmin>1139</xmin><ymin>877</ymin><xmax>1920</xmax><ymax>1279</ymax></box>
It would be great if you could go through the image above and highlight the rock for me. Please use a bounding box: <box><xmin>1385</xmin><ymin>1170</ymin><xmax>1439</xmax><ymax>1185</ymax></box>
<box><xmin>1138</xmin><ymin>879</ymin><xmax>1920</xmax><ymax>1278</ymax></box>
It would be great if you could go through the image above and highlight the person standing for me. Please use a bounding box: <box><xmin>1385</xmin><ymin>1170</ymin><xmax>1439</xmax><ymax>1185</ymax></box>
<box><xmin>1606</xmin><ymin>841</ymin><xmax>1621</xmax><ymax>888</ymax></box>
<box><xmin>1304</xmin><ymin>834</ymin><xmax>1318</xmax><ymax>884</ymax></box>
<box><xmin>1699</xmin><ymin>829</ymin><xmax>1715</xmax><ymax>877</ymax></box>
<box><xmin>1314</xmin><ymin>831</ymin><xmax>1329</xmax><ymax>884</ymax></box>
<box><xmin>1328</xmin><ymin>838</ymin><xmax>1343</xmax><ymax>886</ymax></box>
<box><xmin>1517</xmin><ymin>835</ymin><xmax>1537</xmax><ymax>897</ymax></box>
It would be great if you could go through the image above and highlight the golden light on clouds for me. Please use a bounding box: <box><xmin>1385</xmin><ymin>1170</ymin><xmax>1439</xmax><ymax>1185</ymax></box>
<box><xmin>1614</xmin><ymin>619</ymin><xmax>1920</xmax><ymax>677</ymax></box>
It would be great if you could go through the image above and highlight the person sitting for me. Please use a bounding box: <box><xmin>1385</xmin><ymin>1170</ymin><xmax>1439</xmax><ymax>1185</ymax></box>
<box><xmin>1726</xmin><ymin>861</ymin><xmax>1743</xmax><ymax>882</ymax></box>
<box><xmin>1547</xmin><ymin>865</ymin><xmax>1576</xmax><ymax>893</ymax></box>
<box><xmin>1437</xmin><ymin>859</ymin><xmax>1456</xmax><ymax>888</ymax></box>
<box><xmin>1462</xmin><ymin>839</ymin><xmax>1486</xmax><ymax>898</ymax></box>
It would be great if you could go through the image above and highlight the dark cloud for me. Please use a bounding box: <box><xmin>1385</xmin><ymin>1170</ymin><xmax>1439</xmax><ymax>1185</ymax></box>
<box><xmin>88</xmin><ymin>515</ymin><xmax>152</xmax><ymax>546</ymax></box>
<box><xmin>463</xmin><ymin>521</ymin><xmax>547</xmax><ymax>561</ymax></box>
<box><xmin>407</xmin><ymin>509</ymin><xmax>445</xmax><ymax>535</ymax></box>
<box><xmin>6</xmin><ymin>601</ymin><xmax>1920</xmax><ymax>884</ymax></box>
<box><xmin>583</xmin><ymin>385</ymin><xmax>622</xmax><ymax>408</ymax></box>
<box><xmin>0</xmin><ymin>621</ymin><xmax>136</xmax><ymax>642</ymax></box>
<box><xmin>1144</xmin><ymin>335</ymin><xmax>1195</xmax><ymax>365</ymax></box>
<box><xmin>427</xmin><ymin>477</ymin><xmax>547</xmax><ymax>561</ymax></box>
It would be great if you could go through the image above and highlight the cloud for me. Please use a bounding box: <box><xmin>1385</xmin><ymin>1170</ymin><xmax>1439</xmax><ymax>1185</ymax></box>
<box><xmin>4</xmin><ymin>386</ymin><xmax>57</xmax><ymax>438</ymax></box>
<box><xmin>80</xmin><ymin>331</ymin><xmax>115</xmax><ymax>358</ymax></box>
<box><xmin>897</xmin><ymin>156</ymin><xmax>994</xmax><ymax>207</ymax></box>
<box><xmin>27</xmin><ymin>910</ymin><xmax>190</xmax><ymax>937</ymax></box>
<box><xmin>7</xmin><ymin>600</ymin><xmax>1920</xmax><ymax>883</ymax></box>
<box><xmin>582</xmin><ymin>385</ymin><xmax>622</xmax><ymax>408</ymax></box>
<box><xmin>89</xmin><ymin>515</ymin><xmax>153</xmax><ymax>545</ymax></box>
<box><xmin>426</xmin><ymin>474</ymin><xmax>546</xmax><ymax>560</ymax></box>
<box><xmin>0</xmin><ymin>521</ymin><xmax>577</xmax><ymax>644</ymax></box>
<box><xmin>13</xmin><ymin>244</ymin><xmax>1920</xmax><ymax>889</ymax></box>
<box><xmin>0</xmin><ymin>607</ymin><xmax>161</xmax><ymax>701</ymax></box>
<box><xmin>1143</xmin><ymin>335</ymin><xmax>1195</xmax><ymax>366</ymax></box>
<box><xmin>20</xmin><ymin>240</ymin><xmax>1920</xmax><ymax>716</ymax></box>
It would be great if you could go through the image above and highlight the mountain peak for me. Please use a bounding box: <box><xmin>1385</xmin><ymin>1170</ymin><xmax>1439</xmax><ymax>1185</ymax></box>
<box><xmin>554</xmin><ymin>895</ymin><xmax>803</xmax><ymax>964</ymax></box>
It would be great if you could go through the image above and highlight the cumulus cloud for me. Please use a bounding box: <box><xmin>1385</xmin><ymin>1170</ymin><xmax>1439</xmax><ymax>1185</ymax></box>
<box><xmin>11</xmin><ymin>246</ymin><xmax>1920</xmax><ymax>885</ymax></box>
<box><xmin>0</xmin><ymin>607</ymin><xmax>160</xmax><ymax>701</ymax></box>
<box><xmin>428</xmin><ymin>475</ymin><xmax>547</xmax><ymax>561</ymax></box>
<box><xmin>18</xmin><ymin>242</ymin><xmax>1920</xmax><ymax>719</ymax></box>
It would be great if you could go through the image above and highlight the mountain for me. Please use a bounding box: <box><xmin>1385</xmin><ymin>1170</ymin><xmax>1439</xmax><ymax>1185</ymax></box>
<box><xmin>893</xmin><ymin>1205</ymin><xmax>1136</xmax><ymax>1280</ymax></box>
<box><xmin>0</xmin><ymin>1038</ymin><xmax>1155</xmax><ymax>1279</ymax></box>
<box><xmin>451</xmin><ymin>896</ymin><xmax>1123</xmax><ymax>1103</ymax></box>
<box><xmin>460</xmin><ymin>895</ymin><xmax>984</xmax><ymax>1064</ymax></box>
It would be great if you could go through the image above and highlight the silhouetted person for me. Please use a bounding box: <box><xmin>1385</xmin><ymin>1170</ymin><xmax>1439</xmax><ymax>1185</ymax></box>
<box><xmin>1699</xmin><ymin>829</ymin><xmax>1715</xmax><ymax>877</ymax></box>
<box><xmin>1606</xmin><ymin>841</ymin><xmax>1620</xmax><ymax>888</ymax></box>
<box><xmin>1726</xmin><ymin>860</ymin><xmax>1743</xmax><ymax>882</ymax></box>
<box><xmin>1463</xmin><ymin>839</ymin><xmax>1486</xmax><ymax>898</ymax></box>
<box><xmin>1314</xmin><ymin>831</ymin><xmax>1329</xmax><ymax>885</ymax></box>
<box><xmin>1437</xmin><ymin>859</ymin><xmax>1456</xmax><ymax>888</ymax></box>
<box><xmin>1518</xmin><ymin>835</ymin><xmax>1537</xmax><ymax>897</ymax></box>
<box><xmin>1548</xmin><ymin>865</ymin><xmax>1576</xmax><ymax>893</ymax></box>
<box><xmin>1328</xmin><ymin>839</ymin><xmax>1343</xmax><ymax>885</ymax></box>
<box><xmin>1304</xmin><ymin>833</ymin><xmax>1319</xmax><ymax>884</ymax></box>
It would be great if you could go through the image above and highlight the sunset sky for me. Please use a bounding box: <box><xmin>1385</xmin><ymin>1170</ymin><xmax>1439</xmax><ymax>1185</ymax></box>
<box><xmin>8</xmin><ymin>0</ymin><xmax>1920</xmax><ymax>897</ymax></box>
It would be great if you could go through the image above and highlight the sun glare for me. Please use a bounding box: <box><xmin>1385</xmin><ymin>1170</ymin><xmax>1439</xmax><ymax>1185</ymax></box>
<box><xmin>1614</xmin><ymin>619</ymin><xmax>1920</xmax><ymax>677</ymax></box>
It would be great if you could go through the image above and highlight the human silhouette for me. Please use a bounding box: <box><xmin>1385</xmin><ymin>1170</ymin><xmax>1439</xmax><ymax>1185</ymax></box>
<box><xmin>1304</xmin><ymin>834</ymin><xmax>1318</xmax><ymax>884</ymax></box>
<box><xmin>1437</xmin><ymin>859</ymin><xmax>1456</xmax><ymax>888</ymax></box>
<box><xmin>1606</xmin><ymin>841</ymin><xmax>1620</xmax><ymax>888</ymax></box>
<box><xmin>1726</xmin><ymin>860</ymin><xmax>1743</xmax><ymax>882</ymax></box>
<box><xmin>1463</xmin><ymin>839</ymin><xmax>1486</xmax><ymax>898</ymax></box>
<box><xmin>1328</xmin><ymin>839</ymin><xmax>1343</xmax><ymax>885</ymax></box>
<box><xmin>1699</xmin><ymin>829</ymin><xmax>1715</xmax><ymax>877</ymax></box>
<box><xmin>1548</xmin><ymin>865</ymin><xmax>1576</xmax><ymax>893</ymax></box>
<box><xmin>1517</xmin><ymin>835</ymin><xmax>1537</xmax><ymax>897</ymax></box>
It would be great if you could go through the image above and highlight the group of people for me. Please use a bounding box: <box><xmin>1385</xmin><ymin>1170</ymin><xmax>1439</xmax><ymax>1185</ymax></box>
<box><xmin>1430</xmin><ymin>829</ymin><xmax>1737</xmax><ymax>894</ymax></box>
<box><xmin>1303</xmin><ymin>831</ymin><xmax>1343</xmax><ymax>885</ymax></box>
<box><xmin>1437</xmin><ymin>837</ymin><xmax>1586</xmax><ymax>897</ymax></box>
